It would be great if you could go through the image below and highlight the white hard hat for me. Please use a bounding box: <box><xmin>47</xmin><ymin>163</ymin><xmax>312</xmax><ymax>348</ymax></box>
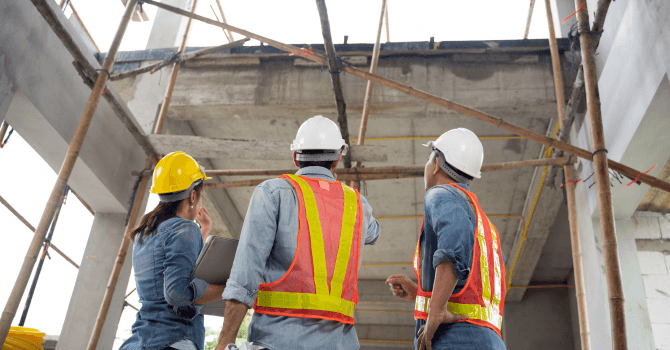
<box><xmin>291</xmin><ymin>115</ymin><xmax>348</xmax><ymax>156</ymax></box>
<box><xmin>424</xmin><ymin>128</ymin><xmax>484</xmax><ymax>179</ymax></box>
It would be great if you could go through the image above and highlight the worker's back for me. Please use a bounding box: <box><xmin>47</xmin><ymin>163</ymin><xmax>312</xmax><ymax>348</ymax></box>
<box><xmin>222</xmin><ymin>166</ymin><xmax>380</xmax><ymax>350</ymax></box>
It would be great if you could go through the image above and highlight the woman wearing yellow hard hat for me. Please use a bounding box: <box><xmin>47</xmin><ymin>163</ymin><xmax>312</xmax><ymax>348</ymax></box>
<box><xmin>120</xmin><ymin>151</ymin><xmax>225</xmax><ymax>350</ymax></box>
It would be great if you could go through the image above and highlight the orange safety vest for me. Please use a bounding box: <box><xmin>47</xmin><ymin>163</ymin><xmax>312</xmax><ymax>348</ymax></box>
<box><xmin>253</xmin><ymin>174</ymin><xmax>363</xmax><ymax>324</ymax></box>
<box><xmin>413</xmin><ymin>184</ymin><xmax>506</xmax><ymax>337</ymax></box>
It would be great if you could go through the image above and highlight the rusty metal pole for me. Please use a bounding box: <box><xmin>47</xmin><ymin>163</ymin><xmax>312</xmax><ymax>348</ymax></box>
<box><xmin>564</xmin><ymin>165</ymin><xmax>591</xmax><ymax>350</ymax></box>
<box><xmin>153</xmin><ymin>0</ymin><xmax>199</xmax><ymax>135</ymax></box>
<box><xmin>574</xmin><ymin>0</ymin><xmax>626</xmax><ymax>348</ymax></box>
<box><xmin>544</xmin><ymin>0</ymin><xmax>566</xmax><ymax>127</ymax></box>
<box><xmin>353</xmin><ymin>0</ymin><xmax>387</xmax><ymax>188</ymax></box>
<box><xmin>0</xmin><ymin>0</ymin><xmax>139</xmax><ymax>345</ymax></box>
<box><xmin>87</xmin><ymin>163</ymin><xmax>150</xmax><ymax>350</ymax></box>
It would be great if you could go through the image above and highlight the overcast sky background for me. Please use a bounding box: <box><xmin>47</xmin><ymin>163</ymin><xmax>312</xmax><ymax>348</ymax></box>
<box><xmin>0</xmin><ymin>0</ymin><xmax>556</xmax><ymax>348</ymax></box>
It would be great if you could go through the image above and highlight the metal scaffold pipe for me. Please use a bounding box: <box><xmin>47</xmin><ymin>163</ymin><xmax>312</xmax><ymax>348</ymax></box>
<box><xmin>0</xmin><ymin>0</ymin><xmax>140</xmax><ymax>344</ymax></box>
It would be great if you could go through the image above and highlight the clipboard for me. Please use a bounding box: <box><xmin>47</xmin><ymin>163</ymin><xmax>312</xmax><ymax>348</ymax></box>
<box><xmin>190</xmin><ymin>235</ymin><xmax>239</xmax><ymax>317</ymax></box>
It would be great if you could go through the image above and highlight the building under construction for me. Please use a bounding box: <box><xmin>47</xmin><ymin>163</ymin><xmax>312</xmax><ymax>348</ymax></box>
<box><xmin>1</xmin><ymin>0</ymin><xmax>669</xmax><ymax>349</ymax></box>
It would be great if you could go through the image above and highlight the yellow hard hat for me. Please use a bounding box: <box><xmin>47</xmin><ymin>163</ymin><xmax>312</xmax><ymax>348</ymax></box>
<box><xmin>150</xmin><ymin>151</ymin><xmax>212</xmax><ymax>202</ymax></box>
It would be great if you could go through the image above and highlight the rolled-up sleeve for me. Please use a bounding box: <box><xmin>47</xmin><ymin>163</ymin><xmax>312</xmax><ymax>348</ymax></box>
<box><xmin>222</xmin><ymin>185</ymin><xmax>278</xmax><ymax>308</ymax></box>
<box><xmin>361</xmin><ymin>195</ymin><xmax>380</xmax><ymax>245</ymax></box>
<box><xmin>425</xmin><ymin>187</ymin><xmax>474</xmax><ymax>281</ymax></box>
<box><xmin>163</xmin><ymin>221</ymin><xmax>209</xmax><ymax>306</ymax></box>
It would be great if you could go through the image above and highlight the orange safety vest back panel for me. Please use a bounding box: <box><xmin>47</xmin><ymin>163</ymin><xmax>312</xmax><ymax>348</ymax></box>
<box><xmin>413</xmin><ymin>184</ymin><xmax>506</xmax><ymax>337</ymax></box>
<box><xmin>253</xmin><ymin>174</ymin><xmax>363</xmax><ymax>324</ymax></box>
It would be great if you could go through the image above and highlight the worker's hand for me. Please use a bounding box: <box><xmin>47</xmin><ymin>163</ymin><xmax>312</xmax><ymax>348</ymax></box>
<box><xmin>416</xmin><ymin>309</ymin><xmax>469</xmax><ymax>350</ymax></box>
<box><xmin>385</xmin><ymin>275</ymin><xmax>417</xmax><ymax>301</ymax></box>
<box><xmin>197</xmin><ymin>207</ymin><xmax>212</xmax><ymax>240</ymax></box>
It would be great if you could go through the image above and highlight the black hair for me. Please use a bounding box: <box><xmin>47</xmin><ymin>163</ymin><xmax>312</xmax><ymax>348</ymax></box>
<box><xmin>128</xmin><ymin>182</ymin><xmax>203</xmax><ymax>242</ymax></box>
<box><xmin>296</xmin><ymin>150</ymin><xmax>338</xmax><ymax>169</ymax></box>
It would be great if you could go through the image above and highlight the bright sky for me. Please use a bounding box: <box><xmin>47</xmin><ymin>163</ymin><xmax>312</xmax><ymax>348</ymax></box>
<box><xmin>0</xmin><ymin>0</ymin><xmax>555</xmax><ymax>348</ymax></box>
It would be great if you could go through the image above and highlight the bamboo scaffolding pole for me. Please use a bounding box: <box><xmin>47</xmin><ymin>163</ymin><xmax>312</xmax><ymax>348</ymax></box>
<box><xmin>109</xmin><ymin>38</ymin><xmax>249</xmax><ymax>81</ymax></box>
<box><xmin>544</xmin><ymin>0</ymin><xmax>566</xmax><ymax>127</ymax></box>
<box><xmin>87</xmin><ymin>167</ymin><xmax>150</xmax><ymax>349</ymax></box>
<box><xmin>196</xmin><ymin>157</ymin><xmax>577</xmax><ymax>178</ymax></box>
<box><xmin>353</xmin><ymin>0</ymin><xmax>387</xmax><ymax>189</ymax></box>
<box><xmin>214</xmin><ymin>0</ymin><xmax>234</xmax><ymax>42</ymax></box>
<box><xmin>574</xmin><ymin>1</ymin><xmax>626</xmax><ymax>348</ymax></box>
<box><xmin>69</xmin><ymin>3</ymin><xmax>101</xmax><ymax>52</ymax></box>
<box><xmin>0</xmin><ymin>121</ymin><xmax>9</xmax><ymax>147</ymax></box>
<box><xmin>153</xmin><ymin>0</ymin><xmax>199</xmax><ymax>135</ymax></box>
<box><xmin>0</xmin><ymin>194</ymin><xmax>80</xmax><ymax>269</ymax></box>
<box><xmin>18</xmin><ymin>187</ymin><xmax>69</xmax><ymax>327</ymax></box>
<box><xmin>209</xmin><ymin>5</ymin><xmax>231</xmax><ymax>42</ymax></box>
<box><xmin>29</xmin><ymin>0</ymin><xmax>159</xmax><ymax>161</ymax></box>
<box><xmin>384</xmin><ymin>3</ymin><xmax>390</xmax><ymax>42</ymax></box>
<box><xmin>315</xmin><ymin>0</ymin><xmax>352</xmax><ymax>168</ymax></box>
<box><xmin>138</xmin><ymin>0</ymin><xmax>670</xmax><ymax>195</ymax></box>
<box><xmin>523</xmin><ymin>0</ymin><xmax>537</xmax><ymax>39</ymax></box>
<box><xmin>0</xmin><ymin>0</ymin><xmax>139</xmax><ymax>344</ymax></box>
<box><xmin>564</xmin><ymin>165</ymin><xmax>591</xmax><ymax>350</ymax></box>
<box><xmin>548</xmin><ymin>0</ymin><xmax>612</xmax><ymax>183</ymax></box>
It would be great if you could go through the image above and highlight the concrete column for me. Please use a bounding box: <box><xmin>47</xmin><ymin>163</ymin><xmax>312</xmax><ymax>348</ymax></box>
<box><xmin>0</xmin><ymin>54</ymin><xmax>15</xmax><ymax>121</ymax></box>
<box><xmin>56</xmin><ymin>208</ymin><xmax>147</xmax><ymax>350</ymax></box>
<box><xmin>125</xmin><ymin>0</ymin><xmax>192</xmax><ymax>134</ymax></box>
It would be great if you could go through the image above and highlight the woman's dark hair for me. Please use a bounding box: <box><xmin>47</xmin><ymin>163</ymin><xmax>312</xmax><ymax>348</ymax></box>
<box><xmin>296</xmin><ymin>150</ymin><xmax>338</xmax><ymax>169</ymax></box>
<box><xmin>128</xmin><ymin>182</ymin><xmax>203</xmax><ymax>242</ymax></box>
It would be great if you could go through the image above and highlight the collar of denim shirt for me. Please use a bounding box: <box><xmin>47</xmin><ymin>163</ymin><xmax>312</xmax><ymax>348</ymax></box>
<box><xmin>295</xmin><ymin>166</ymin><xmax>336</xmax><ymax>181</ymax></box>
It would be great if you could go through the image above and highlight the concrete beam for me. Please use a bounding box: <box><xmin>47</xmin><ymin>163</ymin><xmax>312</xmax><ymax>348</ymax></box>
<box><xmin>0</xmin><ymin>0</ymin><xmax>148</xmax><ymax>213</ymax></box>
<box><xmin>166</xmin><ymin>101</ymin><xmax>560</xmax><ymax>122</ymax></box>
<box><xmin>147</xmin><ymin>135</ymin><xmax>388</xmax><ymax>162</ymax></box>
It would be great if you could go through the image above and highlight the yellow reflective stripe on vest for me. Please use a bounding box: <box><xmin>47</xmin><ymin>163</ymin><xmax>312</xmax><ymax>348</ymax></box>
<box><xmin>488</xmin><ymin>218</ymin><xmax>503</xmax><ymax>312</ymax></box>
<box><xmin>474</xmin><ymin>206</ymin><xmax>491</xmax><ymax>307</ymax></box>
<box><xmin>330</xmin><ymin>184</ymin><xmax>357</xmax><ymax>298</ymax></box>
<box><xmin>287</xmin><ymin>174</ymin><xmax>329</xmax><ymax>296</ymax></box>
<box><xmin>257</xmin><ymin>290</ymin><xmax>356</xmax><ymax>318</ymax></box>
<box><xmin>414</xmin><ymin>296</ymin><xmax>502</xmax><ymax>328</ymax></box>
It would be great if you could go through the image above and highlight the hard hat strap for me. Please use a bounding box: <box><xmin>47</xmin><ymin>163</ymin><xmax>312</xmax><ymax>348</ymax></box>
<box><xmin>432</xmin><ymin>150</ymin><xmax>473</xmax><ymax>185</ymax></box>
<box><xmin>295</xmin><ymin>151</ymin><xmax>341</xmax><ymax>161</ymax></box>
<box><xmin>158</xmin><ymin>180</ymin><xmax>203</xmax><ymax>203</ymax></box>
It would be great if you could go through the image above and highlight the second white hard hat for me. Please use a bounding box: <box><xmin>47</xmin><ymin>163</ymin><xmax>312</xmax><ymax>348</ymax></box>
<box><xmin>291</xmin><ymin>115</ymin><xmax>348</xmax><ymax>154</ymax></box>
<box><xmin>424</xmin><ymin>128</ymin><xmax>484</xmax><ymax>179</ymax></box>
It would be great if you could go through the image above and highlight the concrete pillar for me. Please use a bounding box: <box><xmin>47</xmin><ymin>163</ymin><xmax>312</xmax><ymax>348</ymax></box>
<box><xmin>0</xmin><ymin>54</ymin><xmax>15</xmax><ymax>121</ymax></box>
<box><xmin>56</xmin><ymin>209</ymin><xmax>146</xmax><ymax>350</ymax></box>
<box><xmin>125</xmin><ymin>0</ymin><xmax>192</xmax><ymax>134</ymax></box>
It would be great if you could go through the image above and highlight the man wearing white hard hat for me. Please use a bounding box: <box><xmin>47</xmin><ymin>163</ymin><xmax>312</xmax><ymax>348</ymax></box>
<box><xmin>386</xmin><ymin>128</ymin><xmax>507</xmax><ymax>350</ymax></box>
<box><xmin>215</xmin><ymin>116</ymin><xmax>380</xmax><ymax>350</ymax></box>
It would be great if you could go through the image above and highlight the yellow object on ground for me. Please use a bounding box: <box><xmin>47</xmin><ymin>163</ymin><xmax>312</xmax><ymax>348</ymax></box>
<box><xmin>3</xmin><ymin>327</ymin><xmax>45</xmax><ymax>350</ymax></box>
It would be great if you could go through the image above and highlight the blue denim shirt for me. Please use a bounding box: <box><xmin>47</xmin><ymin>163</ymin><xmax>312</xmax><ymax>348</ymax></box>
<box><xmin>222</xmin><ymin>166</ymin><xmax>380</xmax><ymax>350</ymax></box>
<box><xmin>121</xmin><ymin>217</ymin><xmax>210</xmax><ymax>350</ymax></box>
<box><xmin>416</xmin><ymin>184</ymin><xmax>506</xmax><ymax>350</ymax></box>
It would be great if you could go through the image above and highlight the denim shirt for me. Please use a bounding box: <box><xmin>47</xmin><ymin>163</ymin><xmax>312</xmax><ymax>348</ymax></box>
<box><xmin>222</xmin><ymin>166</ymin><xmax>380</xmax><ymax>350</ymax></box>
<box><xmin>415</xmin><ymin>184</ymin><xmax>506</xmax><ymax>349</ymax></box>
<box><xmin>121</xmin><ymin>217</ymin><xmax>210</xmax><ymax>350</ymax></box>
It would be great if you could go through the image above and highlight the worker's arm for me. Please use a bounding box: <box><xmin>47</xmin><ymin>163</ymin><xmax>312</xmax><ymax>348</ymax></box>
<box><xmin>361</xmin><ymin>195</ymin><xmax>380</xmax><ymax>245</ymax></box>
<box><xmin>194</xmin><ymin>284</ymin><xmax>226</xmax><ymax>305</ymax></box>
<box><xmin>385</xmin><ymin>275</ymin><xmax>417</xmax><ymax>302</ymax></box>
<box><xmin>163</xmin><ymin>220</ymin><xmax>209</xmax><ymax>307</ymax></box>
<box><xmin>216</xmin><ymin>184</ymin><xmax>279</xmax><ymax>348</ymax></box>
<box><xmin>215</xmin><ymin>300</ymin><xmax>249</xmax><ymax>348</ymax></box>
<box><xmin>416</xmin><ymin>260</ymin><xmax>468</xmax><ymax>350</ymax></box>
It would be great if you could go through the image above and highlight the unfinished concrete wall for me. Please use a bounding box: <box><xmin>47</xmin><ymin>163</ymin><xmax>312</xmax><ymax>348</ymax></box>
<box><xmin>503</xmin><ymin>288</ymin><xmax>575</xmax><ymax>350</ymax></box>
<box><xmin>634</xmin><ymin>213</ymin><xmax>670</xmax><ymax>349</ymax></box>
